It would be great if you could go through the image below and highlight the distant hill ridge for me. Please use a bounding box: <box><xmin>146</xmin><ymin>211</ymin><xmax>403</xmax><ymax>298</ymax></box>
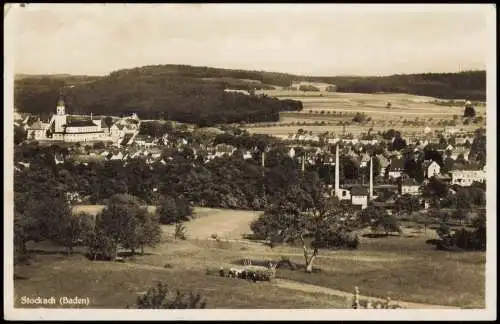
<box><xmin>14</xmin><ymin>65</ymin><xmax>486</xmax><ymax>126</ymax></box>
<box><xmin>16</xmin><ymin>64</ymin><xmax>486</xmax><ymax>97</ymax></box>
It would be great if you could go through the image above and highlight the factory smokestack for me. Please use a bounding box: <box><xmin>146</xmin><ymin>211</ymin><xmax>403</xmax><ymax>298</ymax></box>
<box><xmin>369</xmin><ymin>156</ymin><xmax>373</xmax><ymax>200</ymax></box>
<box><xmin>335</xmin><ymin>144</ymin><xmax>340</xmax><ymax>197</ymax></box>
<box><xmin>301</xmin><ymin>153</ymin><xmax>306</xmax><ymax>173</ymax></box>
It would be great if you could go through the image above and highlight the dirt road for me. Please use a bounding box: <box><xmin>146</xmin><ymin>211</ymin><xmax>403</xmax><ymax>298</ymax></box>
<box><xmin>273</xmin><ymin>279</ymin><xmax>459</xmax><ymax>309</ymax></box>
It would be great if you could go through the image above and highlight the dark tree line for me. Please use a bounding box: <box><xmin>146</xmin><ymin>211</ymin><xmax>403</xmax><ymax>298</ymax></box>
<box><xmin>14</xmin><ymin>71</ymin><xmax>303</xmax><ymax>127</ymax></box>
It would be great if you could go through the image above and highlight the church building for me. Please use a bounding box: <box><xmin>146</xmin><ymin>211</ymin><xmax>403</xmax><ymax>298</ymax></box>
<box><xmin>27</xmin><ymin>96</ymin><xmax>106</xmax><ymax>142</ymax></box>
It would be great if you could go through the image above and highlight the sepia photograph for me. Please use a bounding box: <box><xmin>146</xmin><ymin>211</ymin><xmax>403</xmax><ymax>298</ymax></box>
<box><xmin>4</xmin><ymin>3</ymin><xmax>496</xmax><ymax>321</ymax></box>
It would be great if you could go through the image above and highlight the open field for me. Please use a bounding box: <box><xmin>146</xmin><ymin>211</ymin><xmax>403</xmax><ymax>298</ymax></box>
<box><xmin>14</xmin><ymin>254</ymin><xmax>347</xmax><ymax>309</ymax></box>
<box><xmin>15</xmin><ymin>207</ymin><xmax>485</xmax><ymax>309</ymax></box>
<box><xmin>245</xmin><ymin>91</ymin><xmax>486</xmax><ymax>138</ymax></box>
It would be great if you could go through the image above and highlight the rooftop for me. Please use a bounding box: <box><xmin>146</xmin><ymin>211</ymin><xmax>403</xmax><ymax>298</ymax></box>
<box><xmin>66</xmin><ymin>118</ymin><xmax>98</xmax><ymax>127</ymax></box>
<box><xmin>388</xmin><ymin>158</ymin><xmax>404</xmax><ymax>171</ymax></box>
<box><xmin>350</xmin><ymin>186</ymin><xmax>369</xmax><ymax>196</ymax></box>
<box><xmin>451</xmin><ymin>163</ymin><xmax>484</xmax><ymax>171</ymax></box>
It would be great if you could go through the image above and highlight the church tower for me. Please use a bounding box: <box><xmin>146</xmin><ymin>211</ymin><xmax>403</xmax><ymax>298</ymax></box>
<box><xmin>54</xmin><ymin>94</ymin><xmax>67</xmax><ymax>133</ymax></box>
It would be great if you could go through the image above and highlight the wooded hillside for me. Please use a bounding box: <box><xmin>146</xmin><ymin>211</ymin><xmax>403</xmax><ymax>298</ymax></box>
<box><xmin>14</xmin><ymin>65</ymin><xmax>485</xmax><ymax>126</ymax></box>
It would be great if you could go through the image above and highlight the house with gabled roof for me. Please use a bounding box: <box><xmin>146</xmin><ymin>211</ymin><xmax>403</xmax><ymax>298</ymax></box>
<box><xmin>350</xmin><ymin>186</ymin><xmax>369</xmax><ymax>209</ymax></box>
<box><xmin>398</xmin><ymin>177</ymin><xmax>420</xmax><ymax>196</ymax></box>
<box><xmin>387</xmin><ymin>158</ymin><xmax>405</xmax><ymax>179</ymax></box>
<box><xmin>450</xmin><ymin>163</ymin><xmax>486</xmax><ymax>187</ymax></box>
<box><xmin>422</xmin><ymin>160</ymin><xmax>441</xmax><ymax>178</ymax></box>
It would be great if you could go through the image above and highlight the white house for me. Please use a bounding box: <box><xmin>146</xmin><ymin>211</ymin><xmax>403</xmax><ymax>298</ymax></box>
<box><xmin>450</xmin><ymin>165</ymin><xmax>486</xmax><ymax>186</ymax></box>
<box><xmin>350</xmin><ymin>187</ymin><xmax>369</xmax><ymax>210</ymax></box>
<box><xmin>422</xmin><ymin>160</ymin><xmax>441</xmax><ymax>178</ymax></box>
<box><xmin>110</xmin><ymin>152</ymin><xmax>124</xmax><ymax>161</ymax></box>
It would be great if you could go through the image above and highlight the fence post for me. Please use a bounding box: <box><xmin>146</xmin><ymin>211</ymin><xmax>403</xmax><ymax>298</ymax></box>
<box><xmin>352</xmin><ymin>286</ymin><xmax>360</xmax><ymax>309</ymax></box>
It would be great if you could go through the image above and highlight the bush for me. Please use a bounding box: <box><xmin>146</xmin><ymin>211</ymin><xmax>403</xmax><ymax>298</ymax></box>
<box><xmin>353</xmin><ymin>112</ymin><xmax>369</xmax><ymax>123</ymax></box>
<box><xmin>464</xmin><ymin>105</ymin><xmax>476</xmax><ymax>118</ymax></box>
<box><xmin>174</xmin><ymin>222</ymin><xmax>187</xmax><ymax>240</ymax></box>
<box><xmin>134</xmin><ymin>282</ymin><xmax>206</xmax><ymax>309</ymax></box>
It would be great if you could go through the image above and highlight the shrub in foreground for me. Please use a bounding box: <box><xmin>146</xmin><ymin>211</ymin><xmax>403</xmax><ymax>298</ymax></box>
<box><xmin>133</xmin><ymin>282</ymin><xmax>207</xmax><ymax>309</ymax></box>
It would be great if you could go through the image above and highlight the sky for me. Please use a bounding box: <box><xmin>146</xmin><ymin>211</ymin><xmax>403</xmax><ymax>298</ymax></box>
<box><xmin>7</xmin><ymin>3</ymin><xmax>494</xmax><ymax>77</ymax></box>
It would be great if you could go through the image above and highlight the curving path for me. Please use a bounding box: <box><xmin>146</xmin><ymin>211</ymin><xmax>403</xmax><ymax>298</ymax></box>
<box><xmin>273</xmin><ymin>279</ymin><xmax>459</xmax><ymax>309</ymax></box>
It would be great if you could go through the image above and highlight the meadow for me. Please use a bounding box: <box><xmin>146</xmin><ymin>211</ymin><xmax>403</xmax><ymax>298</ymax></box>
<box><xmin>14</xmin><ymin>207</ymin><xmax>485</xmax><ymax>309</ymax></box>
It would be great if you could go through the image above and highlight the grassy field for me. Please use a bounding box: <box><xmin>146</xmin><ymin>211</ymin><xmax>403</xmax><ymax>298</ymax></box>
<box><xmin>245</xmin><ymin>91</ymin><xmax>486</xmax><ymax>137</ymax></box>
<box><xmin>14</xmin><ymin>207</ymin><xmax>485</xmax><ymax>309</ymax></box>
<box><xmin>14</xmin><ymin>254</ymin><xmax>347</xmax><ymax>309</ymax></box>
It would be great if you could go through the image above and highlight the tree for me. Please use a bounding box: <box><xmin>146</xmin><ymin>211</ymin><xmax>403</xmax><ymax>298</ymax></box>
<box><xmin>14</xmin><ymin>209</ymin><xmax>43</xmax><ymax>262</ymax></box>
<box><xmin>156</xmin><ymin>196</ymin><xmax>193</xmax><ymax>225</ymax></box>
<box><xmin>392</xmin><ymin>135</ymin><xmax>407</xmax><ymax>151</ymax></box>
<box><xmin>382</xmin><ymin>129</ymin><xmax>398</xmax><ymax>141</ymax></box>
<box><xmin>86</xmin><ymin>226</ymin><xmax>115</xmax><ymax>261</ymax></box>
<box><xmin>251</xmin><ymin>176</ymin><xmax>355</xmax><ymax>273</ymax></box>
<box><xmin>134</xmin><ymin>210</ymin><xmax>162</xmax><ymax>254</ymax></box>
<box><xmin>395</xmin><ymin>194</ymin><xmax>422</xmax><ymax>221</ymax></box>
<box><xmin>361</xmin><ymin>155</ymin><xmax>381</xmax><ymax>179</ymax></box>
<box><xmin>93</xmin><ymin>141</ymin><xmax>106</xmax><ymax>150</ymax></box>
<box><xmin>422</xmin><ymin>177</ymin><xmax>449</xmax><ymax>198</ymax></box>
<box><xmin>464</xmin><ymin>105</ymin><xmax>476</xmax><ymax>118</ymax></box>
<box><xmin>358</xmin><ymin>205</ymin><xmax>382</xmax><ymax>227</ymax></box>
<box><xmin>14</xmin><ymin>125</ymin><xmax>27</xmax><ymax>145</ymax></box>
<box><xmin>53</xmin><ymin>211</ymin><xmax>94</xmax><ymax>255</ymax></box>
<box><xmin>358</xmin><ymin>205</ymin><xmax>401</xmax><ymax>236</ymax></box>
<box><xmin>134</xmin><ymin>282</ymin><xmax>206</xmax><ymax>309</ymax></box>
<box><xmin>103</xmin><ymin>116</ymin><xmax>114</xmax><ymax>131</ymax></box>
<box><xmin>96</xmin><ymin>194</ymin><xmax>144</xmax><ymax>257</ymax></box>
<box><xmin>373</xmin><ymin>213</ymin><xmax>402</xmax><ymax>236</ymax></box>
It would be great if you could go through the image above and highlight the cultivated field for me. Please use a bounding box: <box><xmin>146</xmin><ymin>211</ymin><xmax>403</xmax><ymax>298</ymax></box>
<box><xmin>246</xmin><ymin>91</ymin><xmax>486</xmax><ymax>138</ymax></box>
<box><xmin>15</xmin><ymin>207</ymin><xmax>485</xmax><ymax>309</ymax></box>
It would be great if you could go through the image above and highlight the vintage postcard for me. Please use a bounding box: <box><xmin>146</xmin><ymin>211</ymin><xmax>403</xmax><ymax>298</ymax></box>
<box><xmin>4</xmin><ymin>3</ymin><xmax>496</xmax><ymax>321</ymax></box>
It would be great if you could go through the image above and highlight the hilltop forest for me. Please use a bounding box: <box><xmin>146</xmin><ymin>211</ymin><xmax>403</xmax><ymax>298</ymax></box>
<box><xmin>14</xmin><ymin>65</ymin><xmax>485</xmax><ymax>126</ymax></box>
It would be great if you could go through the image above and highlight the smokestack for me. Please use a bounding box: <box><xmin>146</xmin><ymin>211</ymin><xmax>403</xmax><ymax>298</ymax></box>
<box><xmin>335</xmin><ymin>144</ymin><xmax>340</xmax><ymax>196</ymax></box>
<box><xmin>301</xmin><ymin>153</ymin><xmax>306</xmax><ymax>173</ymax></box>
<box><xmin>261</xmin><ymin>151</ymin><xmax>265</xmax><ymax>167</ymax></box>
<box><xmin>369</xmin><ymin>156</ymin><xmax>373</xmax><ymax>200</ymax></box>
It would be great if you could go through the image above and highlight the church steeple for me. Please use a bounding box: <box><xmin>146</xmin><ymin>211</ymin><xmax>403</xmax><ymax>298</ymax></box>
<box><xmin>56</xmin><ymin>92</ymin><xmax>66</xmax><ymax>116</ymax></box>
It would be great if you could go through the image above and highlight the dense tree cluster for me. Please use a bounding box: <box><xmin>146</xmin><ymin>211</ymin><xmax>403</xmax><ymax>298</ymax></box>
<box><xmin>334</xmin><ymin>71</ymin><xmax>486</xmax><ymax>101</ymax></box>
<box><xmin>436</xmin><ymin>211</ymin><xmax>486</xmax><ymax>251</ymax></box>
<box><xmin>298</xmin><ymin>85</ymin><xmax>320</xmax><ymax>92</ymax></box>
